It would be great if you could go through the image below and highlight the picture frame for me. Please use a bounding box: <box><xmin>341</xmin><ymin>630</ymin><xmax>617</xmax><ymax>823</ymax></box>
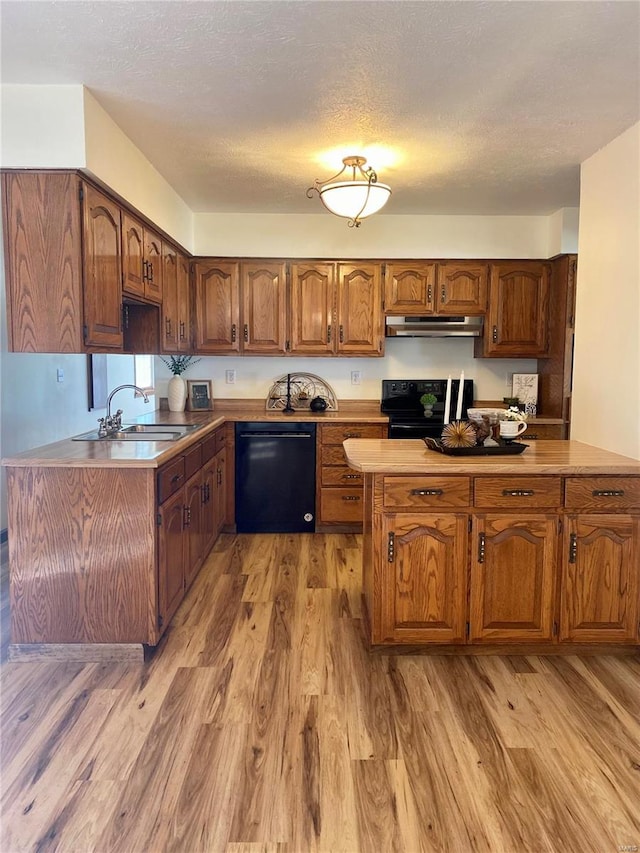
<box><xmin>186</xmin><ymin>379</ymin><xmax>213</xmax><ymax>411</ymax></box>
<box><xmin>512</xmin><ymin>373</ymin><xmax>538</xmax><ymax>406</ymax></box>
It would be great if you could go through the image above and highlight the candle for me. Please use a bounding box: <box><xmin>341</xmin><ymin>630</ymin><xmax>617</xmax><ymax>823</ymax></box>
<box><xmin>444</xmin><ymin>375</ymin><xmax>452</xmax><ymax>425</ymax></box>
<box><xmin>455</xmin><ymin>371</ymin><xmax>464</xmax><ymax>420</ymax></box>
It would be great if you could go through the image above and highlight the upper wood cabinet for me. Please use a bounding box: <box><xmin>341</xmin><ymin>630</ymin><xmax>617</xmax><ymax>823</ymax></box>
<box><xmin>192</xmin><ymin>260</ymin><xmax>240</xmax><ymax>354</ymax></box>
<box><xmin>162</xmin><ymin>246</ymin><xmax>191</xmax><ymax>353</ymax></box>
<box><xmin>290</xmin><ymin>261</ymin><xmax>383</xmax><ymax>356</ymax></box>
<box><xmin>475</xmin><ymin>261</ymin><xmax>551</xmax><ymax>358</ymax></box>
<box><xmin>81</xmin><ymin>182</ymin><xmax>123</xmax><ymax>350</ymax></box>
<box><xmin>241</xmin><ymin>262</ymin><xmax>288</xmax><ymax>354</ymax></box>
<box><xmin>384</xmin><ymin>262</ymin><xmax>488</xmax><ymax>316</ymax></box>
<box><xmin>122</xmin><ymin>213</ymin><xmax>163</xmax><ymax>304</ymax></box>
<box><xmin>290</xmin><ymin>263</ymin><xmax>335</xmax><ymax>355</ymax></box>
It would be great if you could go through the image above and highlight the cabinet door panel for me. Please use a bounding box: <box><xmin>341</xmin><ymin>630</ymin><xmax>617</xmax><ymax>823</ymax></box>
<box><xmin>82</xmin><ymin>184</ymin><xmax>123</xmax><ymax>349</ymax></box>
<box><xmin>161</xmin><ymin>242</ymin><xmax>178</xmax><ymax>352</ymax></box>
<box><xmin>560</xmin><ymin>514</ymin><xmax>639</xmax><ymax>643</ymax></box>
<box><xmin>482</xmin><ymin>262</ymin><xmax>550</xmax><ymax>357</ymax></box>
<box><xmin>380</xmin><ymin>513</ymin><xmax>468</xmax><ymax>643</ymax></box>
<box><xmin>158</xmin><ymin>489</ymin><xmax>185</xmax><ymax>628</ymax></box>
<box><xmin>241</xmin><ymin>262</ymin><xmax>287</xmax><ymax>354</ymax></box>
<box><xmin>337</xmin><ymin>264</ymin><xmax>383</xmax><ymax>355</ymax></box>
<box><xmin>437</xmin><ymin>262</ymin><xmax>488</xmax><ymax>315</ymax></box>
<box><xmin>184</xmin><ymin>473</ymin><xmax>204</xmax><ymax>588</ymax></box>
<box><xmin>470</xmin><ymin>514</ymin><xmax>557</xmax><ymax>642</ymax></box>
<box><xmin>194</xmin><ymin>261</ymin><xmax>240</xmax><ymax>353</ymax></box>
<box><xmin>290</xmin><ymin>263</ymin><xmax>335</xmax><ymax>353</ymax></box>
<box><xmin>122</xmin><ymin>213</ymin><xmax>145</xmax><ymax>299</ymax></box>
<box><xmin>384</xmin><ymin>263</ymin><xmax>436</xmax><ymax>315</ymax></box>
<box><xmin>176</xmin><ymin>253</ymin><xmax>191</xmax><ymax>352</ymax></box>
<box><xmin>143</xmin><ymin>230</ymin><xmax>163</xmax><ymax>303</ymax></box>
<box><xmin>214</xmin><ymin>448</ymin><xmax>227</xmax><ymax>536</ymax></box>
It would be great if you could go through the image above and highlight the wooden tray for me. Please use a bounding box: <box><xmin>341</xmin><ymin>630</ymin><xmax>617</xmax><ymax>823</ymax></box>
<box><xmin>423</xmin><ymin>437</ymin><xmax>528</xmax><ymax>456</ymax></box>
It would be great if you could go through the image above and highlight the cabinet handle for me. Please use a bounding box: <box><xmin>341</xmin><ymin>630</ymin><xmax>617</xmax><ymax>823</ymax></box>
<box><xmin>171</xmin><ymin>473</ymin><xmax>183</xmax><ymax>484</ymax></box>
<box><xmin>342</xmin><ymin>495</ymin><xmax>360</xmax><ymax>502</ymax></box>
<box><xmin>492</xmin><ymin>325</ymin><xmax>498</xmax><ymax>343</ymax></box>
<box><xmin>148</xmin><ymin>261</ymin><xmax>154</xmax><ymax>283</ymax></box>
<box><xmin>441</xmin><ymin>285</ymin><xmax>446</xmax><ymax>303</ymax></box>
<box><xmin>231</xmin><ymin>324</ymin><xmax>237</xmax><ymax>343</ymax></box>
<box><xmin>142</xmin><ymin>259</ymin><xmax>149</xmax><ymax>282</ymax></box>
<box><xmin>478</xmin><ymin>532</ymin><xmax>486</xmax><ymax>563</ymax></box>
<box><xmin>411</xmin><ymin>488</ymin><xmax>443</xmax><ymax>496</ymax></box>
<box><xmin>344</xmin><ymin>432</ymin><xmax>361</xmax><ymax>438</ymax></box>
<box><xmin>243</xmin><ymin>324</ymin><xmax>249</xmax><ymax>342</ymax></box>
<box><xmin>501</xmin><ymin>489</ymin><xmax>534</xmax><ymax>497</ymax></box>
<box><xmin>427</xmin><ymin>284</ymin><xmax>432</xmax><ymax>303</ymax></box>
<box><xmin>342</xmin><ymin>473</ymin><xmax>361</xmax><ymax>480</ymax></box>
<box><xmin>526</xmin><ymin>434</ymin><xmax>538</xmax><ymax>440</ymax></box>
<box><xmin>217</xmin><ymin>468</ymin><xmax>222</xmax><ymax>485</ymax></box>
<box><xmin>165</xmin><ymin>317</ymin><xmax>172</xmax><ymax>338</ymax></box>
<box><xmin>327</xmin><ymin>325</ymin><xmax>332</xmax><ymax>343</ymax></box>
<box><xmin>339</xmin><ymin>325</ymin><xmax>344</xmax><ymax>343</ymax></box>
<box><xmin>183</xmin><ymin>505</ymin><xmax>191</xmax><ymax>527</ymax></box>
<box><xmin>592</xmin><ymin>489</ymin><xmax>624</xmax><ymax>497</ymax></box>
<box><xmin>387</xmin><ymin>532</ymin><xmax>395</xmax><ymax>563</ymax></box>
<box><xmin>179</xmin><ymin>321</ymin><xmax>186</xmax><ymax>340</ymax></box>
<box><xmin>569</xmin><ymin>533</ymin><xmax>577</xmax><ymax>563</ymax></box>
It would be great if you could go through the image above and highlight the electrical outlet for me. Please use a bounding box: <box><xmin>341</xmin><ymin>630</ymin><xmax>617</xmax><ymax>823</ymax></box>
<box><xmin>351</xmin><ymin>370</ymin><xmax>362</xmax><ymax>385</ymax></box>
<box><xmin>225</xmin><ymin>369</ymin><xmax>236</xmax><ymax>384</ymax></box>
<box><xmin>56</xmin><ymin>368</ymin><xmax>64</xmax><ymax>383</ymax></box>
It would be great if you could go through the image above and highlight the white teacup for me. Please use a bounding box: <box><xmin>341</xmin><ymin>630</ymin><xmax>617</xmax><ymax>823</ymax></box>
<box><xmin>499</xmin><ymin>421</ymin><xmax>528</xmax><ymax>439</ymax></box>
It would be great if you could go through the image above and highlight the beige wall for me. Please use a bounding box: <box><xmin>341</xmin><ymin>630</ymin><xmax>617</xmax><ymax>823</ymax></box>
<box><xmin>571</xmin><ymin>122</ymin><xmax>640</xmax><ymax>459</ymax></box>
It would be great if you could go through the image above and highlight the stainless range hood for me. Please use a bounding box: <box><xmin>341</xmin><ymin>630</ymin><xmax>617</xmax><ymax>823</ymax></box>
<box><xmin>385</xmin><ymin>315</ymin><xmax>484</xmax><ymax>337</ymax></box>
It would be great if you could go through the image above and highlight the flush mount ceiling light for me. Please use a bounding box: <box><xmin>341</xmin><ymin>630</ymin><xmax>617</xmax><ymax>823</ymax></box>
<box><xmin>306</xmin><ymin>155</ymin><xmax>391</xmax><ymax>227</ymax></box>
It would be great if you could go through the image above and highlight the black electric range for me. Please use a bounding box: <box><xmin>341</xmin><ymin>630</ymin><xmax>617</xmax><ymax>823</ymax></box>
<box><xmin>381</xmin><ymin>378</ymin><xmax>475</xmax><ymax>439</ymax></box>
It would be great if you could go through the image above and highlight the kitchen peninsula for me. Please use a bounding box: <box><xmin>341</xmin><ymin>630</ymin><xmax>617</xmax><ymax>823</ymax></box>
<box><xmin>343</xmin><ymin>439</ymin><xmax>640</xmax><ymax>651</ymax></box>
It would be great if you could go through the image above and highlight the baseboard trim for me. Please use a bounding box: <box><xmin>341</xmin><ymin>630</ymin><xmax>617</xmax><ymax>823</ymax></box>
<box><xmin>8</xmin><ymin>643</ymin><xmax>146</xmax><ymax>663</ymax></box>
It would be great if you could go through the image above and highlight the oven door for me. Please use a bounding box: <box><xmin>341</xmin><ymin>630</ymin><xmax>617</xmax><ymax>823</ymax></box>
<box><xmin>388</xmin><ymin>420</ymin><xmax>444</xmax><ymax>439</ymax></box>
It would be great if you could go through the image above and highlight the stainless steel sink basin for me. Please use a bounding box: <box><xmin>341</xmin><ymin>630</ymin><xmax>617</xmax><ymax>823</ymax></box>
<box><xmin>72</xmin><ymin>423</ymin><xmax>204</xmax><ymax>442</ymax></box>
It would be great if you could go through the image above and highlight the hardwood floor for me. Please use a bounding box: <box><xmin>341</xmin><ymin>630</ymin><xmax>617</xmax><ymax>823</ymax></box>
<box><xmin>1</xmin><ymin>533</ymin><xmax>639</xmax><ymax>852</ymax></box>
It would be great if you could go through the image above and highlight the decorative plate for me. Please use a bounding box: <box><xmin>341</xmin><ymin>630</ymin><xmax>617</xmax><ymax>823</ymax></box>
<box><xmin>423</xmin><ymin>437</ymin><xmax>528</xmax><ymax>456</ymax></box>
<box><xmin>265</xmin><ymin>373</ymin><xmax>338</xmax><ymax>411</ymax></box>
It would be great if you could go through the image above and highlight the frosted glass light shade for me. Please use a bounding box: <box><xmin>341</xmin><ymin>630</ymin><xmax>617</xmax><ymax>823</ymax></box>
<box><xmin>319</xmin><ymin>180</ymin><xmax>391</xmax><ymax>220</ymax></box>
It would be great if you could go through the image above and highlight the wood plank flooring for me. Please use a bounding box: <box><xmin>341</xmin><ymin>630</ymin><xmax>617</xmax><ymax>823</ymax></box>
<box><xmin>1</xmin><ymin>533</ymin><xmax>639</xmax><ymax>852</ymax></box>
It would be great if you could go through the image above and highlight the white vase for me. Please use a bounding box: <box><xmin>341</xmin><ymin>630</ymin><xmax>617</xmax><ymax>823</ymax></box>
<box><xmin>168</xmin><ymin>375</ymin><xmax>187</xmax><ymax>412</ymax></box>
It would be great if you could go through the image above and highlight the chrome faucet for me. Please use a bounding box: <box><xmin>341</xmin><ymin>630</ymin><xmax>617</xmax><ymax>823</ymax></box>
<box><xmin>98</xmin><ymin>384</ymin><xmax>150</xmax><ymax>436</ymax></box>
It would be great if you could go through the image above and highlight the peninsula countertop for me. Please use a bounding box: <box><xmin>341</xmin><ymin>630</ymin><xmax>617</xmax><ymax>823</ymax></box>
<box><xmin>343</xmin><ymin>439</ymin><xmax>640</xmax><ymax>476</ymax></box>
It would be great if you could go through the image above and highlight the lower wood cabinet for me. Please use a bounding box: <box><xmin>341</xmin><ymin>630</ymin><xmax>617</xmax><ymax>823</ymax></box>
<box><xmin>317</xmin><ymin>423</ymin><xmax>385</xmax><ymax>528</ymax></box>
<box><xmin>380</xmin><ymin>512</ymin><xmax>468</xmax><ymax>643</ymax></box>
<box><xmin>365</xmin><ymin>472</ymin><xmax>639</xmax><ymax>648</ymax></box>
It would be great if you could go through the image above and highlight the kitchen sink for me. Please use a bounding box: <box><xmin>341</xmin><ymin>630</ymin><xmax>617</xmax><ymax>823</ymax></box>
<box><xmin>72</xmin><ymin>423</ymin><xmax>205</xmax><ymax>442</ymax></box>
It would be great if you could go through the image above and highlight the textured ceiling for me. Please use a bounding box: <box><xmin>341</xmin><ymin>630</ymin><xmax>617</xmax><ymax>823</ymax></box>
<box><xmin>2</xmin><ymin>1</ymin><xmax>639</xmax><ymax>215</ymax></box>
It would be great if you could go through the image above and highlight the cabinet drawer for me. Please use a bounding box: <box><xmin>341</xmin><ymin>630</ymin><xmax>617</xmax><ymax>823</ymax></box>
<box><xmin>184</xmin><ymin>443</ymin><xmax>203</xmax><ymax>480</ymax></box>
<box><xmin>157</xmin><ymin>457</ymin><xmax>186</xmax><ymax>503</ymax></box>
<box><xmin>474</xmin><ymin>477</ymin><xmax>562</xmax><ymax>508</ymax></box>
<box><xmin>321</xmin><ymin>445</ymin><xmax>350</xmax><ymax>467</ymax></box>
<box><xmin>201</xmin><ymin>433</ymin><xmax>217</xmax><ymax>464</ymax></box>
<box><xmin>565</xmin><ymin>477</ymin><xmax>640</xmax><ymax>510</ymax></box>
<box><xmin>215</xmin><ymin>428</ymin><xmax>226</xmax><ymax>453</ymax></box>
<box><xmin>320</xmin><ymin>488</ymin><xmax>365</xmax><ymax>523</ymax></box>
<box><xmin>321</xmin><ymin>424</ymin><xmax>385</xmax><ymax>444</ymax></box>
<box><xmin>383</xmin><ymin>476</ymin><xmax>470</xmax><ymax>509</ymax></box>
<box><xmin>322</xmin><ymin>466</ymin><xmax>364</xmax><ymax>487</ymax></box>
<box><xmin>517</xmin><ymin>424</ymin><xmax>565</xmax><ymax>440</ymax></box>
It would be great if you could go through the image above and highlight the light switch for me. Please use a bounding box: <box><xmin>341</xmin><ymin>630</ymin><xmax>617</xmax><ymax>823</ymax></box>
<box><xmin>225</xmin><ymin>369</ymin><xmax>236</xmax><ymax>384</ymax></box>
<box><xmin>351</xmin><ymin>370</ymin><xmax>362</xmax><ymax>385</ymax></box>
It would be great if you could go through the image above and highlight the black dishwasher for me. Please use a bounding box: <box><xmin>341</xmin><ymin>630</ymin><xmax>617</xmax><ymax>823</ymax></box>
<box><xmin>235</xmin><ymin>422</ymin><xmax>316</xmax><ymax>533</ymax></box>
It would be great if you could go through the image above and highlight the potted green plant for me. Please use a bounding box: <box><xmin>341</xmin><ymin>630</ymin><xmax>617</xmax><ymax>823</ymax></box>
<box><xmin>161</xmin><ymin>355</ymin><xmax>201</xmax><ymax>412</ymax></box>
<box><xmin>420</xmin><ymin>392</ymin><xmax>437</xmax><ymax>418</ymax></box>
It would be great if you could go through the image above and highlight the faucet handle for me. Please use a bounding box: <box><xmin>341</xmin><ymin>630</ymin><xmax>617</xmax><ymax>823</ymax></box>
<box><xmin>97</xmin><ymin>417</ymin><xmax>107</xmax><ymax>437</ymax></box>
<box><xmin>112</xmin><ymin>409</ymin><xmax>123</xmax><ymax>430</ymax></box>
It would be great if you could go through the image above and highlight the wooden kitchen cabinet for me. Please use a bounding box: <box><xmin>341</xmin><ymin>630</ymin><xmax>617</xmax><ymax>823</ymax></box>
<box><xmin>290</xmin><ymin>263</ymin><xmax>335</xmax><ymax>354</ymax></box>
<box><xmin>193</xmin><ymin>259</ymin><xmax>286</xmax><ymax>354</ymax></box>
<box><xmin>162</xmin><ymin>247</ymin><xmax>191</xmax><ymax>353</ymax></box>
<box><xmin>384</xmin><ymin>261</ymin><xmax>487</xmax><ymax>316</ymax></box>
<box><xmin>381</xmin><ymin>512</ymin><xmax>468</xmax><ymax>643</ymax></box>
<box><xmin>290</xmin><ymin>261</ymin><xmax>384</xmax><ymax>356</ymax></box>
<box><xmin>470</xmin><ymin>514</ymin><xmax>558</xmax><ymax>642</ymax></box>
<box><xmin>317</xmin><ymin>423</ymin><xmax>385</xmax><ymax>529</ymax></box>
<box><xmin>475</xmin><ymin>261</ymin><xmax>551</xmax><ymax>357</ymax></box>
<box><xmin>121</xmin><ymin>213</ymin><xmax>163</xmax><ymax>304</ymax></box>
<box><xmin>158</xmin><ymin>487</ymin><xmax>187</xmax><ymax>630</ymax></box>
<box><xmin>337</xmin><ymin>263</ymin><xmax>384</xmax><ymax>355</ymax></box>
<box><xmin>81</xmin><ymin>182</ymin><xmax>124</xmax><ymax>349</ymax></box>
